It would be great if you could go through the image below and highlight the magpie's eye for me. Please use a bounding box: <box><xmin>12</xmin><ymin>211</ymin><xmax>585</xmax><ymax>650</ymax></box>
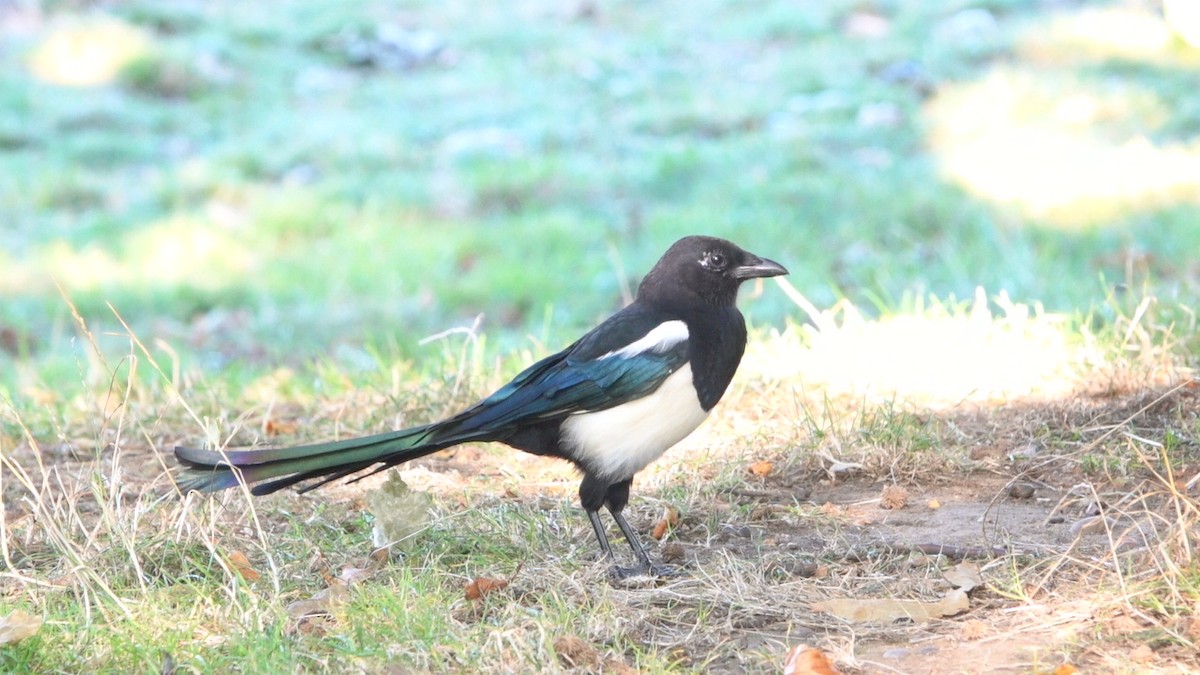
<box><xmin>701</xmin><ymin>250</ymin><xmax>728</xmax><ymax>272</ymax></box>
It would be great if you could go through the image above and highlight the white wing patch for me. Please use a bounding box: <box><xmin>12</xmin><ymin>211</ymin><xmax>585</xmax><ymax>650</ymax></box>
<box><xmin>602</xmin><ymin>320</ymin><xmax>688</xmax><ymax>360</ymax></box>
<box><xmin>561</xmin><ymin>364</ymin><xmax>708</xmax><ymax>481</ymax></box>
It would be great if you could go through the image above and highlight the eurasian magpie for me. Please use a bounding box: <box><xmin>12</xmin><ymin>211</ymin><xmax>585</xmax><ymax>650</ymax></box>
<box><xmin>176</xmin><ymin>235</ymin><xmax>787</xmax><ymax>577</ymax></box>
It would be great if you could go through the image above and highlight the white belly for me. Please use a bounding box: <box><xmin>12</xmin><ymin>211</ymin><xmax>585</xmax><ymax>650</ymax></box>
<box><xmin>560</xmin><ymin>364</ymin><xmax>709</xmax><ymax>480</ymax></box>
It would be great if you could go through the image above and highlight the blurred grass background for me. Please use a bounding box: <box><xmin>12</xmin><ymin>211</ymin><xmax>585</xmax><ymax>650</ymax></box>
<box><xmin>1</xmin><ymin>0</ymin><xmax>1198</xmax><ymax>383</ymax></box>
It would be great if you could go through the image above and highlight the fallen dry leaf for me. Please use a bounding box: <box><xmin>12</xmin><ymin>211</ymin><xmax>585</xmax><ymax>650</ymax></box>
<box><xmin>927</xmin><ymin>498</ymin><xmax>941</xmax><ymax>509</ymax></box>
<box><xmin>1070</xmin><ymin>515</ymin><xmax>1113</xmax><ymax>537</ymax></box>
<box><xmin>748</xmin><ymin>460</ymin><xmax>774</xmax><ymax>477</ymax></box>
<box><xmin>228</xmin><ymin>550</ymin><xmax>261</xmax><ymax>582</ymax></box>
<box><xmin>465</xmin><ymin>576</ymin><xmax>509</xmax><ymax>601</ymax></box>
<box><xmin>339</xmin><ymin>565</ymin><xmax>374</xmax><ymax>585</ymax></box>
<box><xmin>0</xmin><ymin>609</ymin><xmax>42</xmax><ymax>645</ymax></box>
<box><xmin>264</xmin><ymin>418</ymin><xmax>298</xmax><ymax>437</ymax></box>
<box><xmin>286</xmin><ymin>583</ymin><xmax>348</xmax><ymax>620</ymax></box>
<box><xmin>368</xmin><ymin>546</ymin><xmax>391</xmax><ymax>565</ymax></box>
<box><xmin>812</xmin><ymin>589</ymin><xmax>969</xmax><ymax>623</ymax></box>
<box><xmin>943</xmin><ymin>561</ymin><xmax>983</xmax><ymax>592</ymax></box>
<box><xmin>650</xmin><ymin>506</ymin><xmax>681</xmax><ymax>541</ymax></box>
<box><xmin>1051</xmin><ymin>665</ymin><xmax>1077</xmax><ymax>675</ymax></box>
<box><xmin>783</xmin><ymin>644</ymin><xmax>841</xmax><ymax>675</ymax></box>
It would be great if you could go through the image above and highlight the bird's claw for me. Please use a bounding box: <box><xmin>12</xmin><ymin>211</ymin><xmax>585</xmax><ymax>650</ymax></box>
<box><xmin>609</xmin><ymin>562</ymin><xmax>678</xmax><ymax>581</ymax></box>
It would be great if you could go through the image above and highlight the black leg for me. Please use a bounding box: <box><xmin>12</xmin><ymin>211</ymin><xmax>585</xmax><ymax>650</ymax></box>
<box><xmin>609</xmin><ymin>507</ymin><xmax>677</xmax><ymax>579</ymax></box>
<box><xmin>587</xmin><ymin>509</ymin><xmax>615</xmax><ymax>559</ymax></box>
<box><xmin>609</xmin><ymin>508</ymin><xmax>653</xmax><ymax>568</ymax></box>
<box><xmin>579</xmin><ymin>473</ymin><xmax>675</xmax><ymax>579</ymax></box>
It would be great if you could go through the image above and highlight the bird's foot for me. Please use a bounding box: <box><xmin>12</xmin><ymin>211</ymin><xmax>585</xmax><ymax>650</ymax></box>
<box><xmin>608</xmin><ymin>561</ymin><xmax>678</xmax><ymax>581</ymax></box>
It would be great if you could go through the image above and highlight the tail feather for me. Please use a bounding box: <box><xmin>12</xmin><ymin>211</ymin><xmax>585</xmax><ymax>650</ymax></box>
<box><xmin>175</xmin><ymin>423</ymin><xmax>438</xmax><ymax>467</ymax></box>
<box><xmin>174</xmin><ymin>421</ymin><xmax>491</xmax><ymax>495</ymax></box>
<box><xmin>250</xmin><ymin>458</ymin><xmax>382</xmax><ymax>495</ymax></box>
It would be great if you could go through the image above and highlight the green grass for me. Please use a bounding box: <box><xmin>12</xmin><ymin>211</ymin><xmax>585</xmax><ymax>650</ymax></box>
<box><xmin>2</xmin><ymin>0</ymin><xmax>1199</xmax><ymax>382</ymax></box>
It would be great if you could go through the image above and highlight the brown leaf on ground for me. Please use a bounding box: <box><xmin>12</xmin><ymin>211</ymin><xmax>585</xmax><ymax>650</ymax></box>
<box><xmin>783</xmin><ymin>644</ymin><xmax>841</xmax><ymax>675</ymax></box>
<box><xmin>927</xmin><ymin>498</ymin><xmax>941</xmax><ymax>509</ymax></box>
<box><xmin>339</xmin><ymin>565</ymin><xmax>374</xmax><ymax>585</ymax></box>
<box><xmin>1051</xmin><ymin>665</ymin><xmax>1077</xmax><ymax>675</ymax></box>
<box><xmin>1069</xmin><ymin>515</ymin><xmax>1112</xmax><ymax>537</ymax></box>
<box><xmin>0</xmin><ymin>609</ymin><xmax>42</xmax><ymax>645</ymax></box>
<box><xmin>264</xmin><ymin>418</ymin><xmax>298</xmax><ymax>437</ymax></box>
<box><xmin>465</xmin><ymin>576</ymin><xmax>509</xmax><ymax>601</ymax></box>
<box><xmin>943</xmin><ymin>561</ymin><xmax>982</xmax><ymax>592</ymax></box>
<box><xmin>369</xmin><ymin>546</ymin><xmax>391</xmax><ymax>565</ymax></box>
<box><xmin>286</xmin><ymin>582</ymin><xmax>348</xmax><ymax>620</ymax></box>
<box><xmin>748</xmin><ymin>460</ymin><xmax>774</xmax><ymax>477</ymax></box>
<box><xmin>228</xmin><ymin>550</ymin><xmax>261</xmax><ymax>582</ymax></box>
<box><xmin>554</xmin><ymin>635</ymin><xmax>600</xmax><ymax>668</ymax></box>
<box><xmin>880</xmin><ymin>485</ymin><xmax>909</xmax><ymax>510</ymax></box>
<box><xmin>650</xmin><ymin>506</ymin><xmax>680</xmax><ymax>540</ymax></box>
<box><xmin>812</xmin><ymin>589</ymin><xmax>969</xmax><ymax>623</ymax></box>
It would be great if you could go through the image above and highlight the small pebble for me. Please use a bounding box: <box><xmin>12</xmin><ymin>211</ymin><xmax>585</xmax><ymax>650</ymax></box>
<box><xmin>1070</xmin><ymin>515</ymin><xmax>1110</xmax><ymax>536</ymax></box>
<box><xmin>792</xmin><ymin>560</ymin><xmax>820</xmax><ymax>578</ymax></box>
<box><xmin>1009</xmin><ymin>483</ymin><xmax>1035</xmax><ymax>499</ymax></box>
<box><xmin>723</xmin><ymin>524</ymin><xmax>753</xmax><ymax>539</ymax></box>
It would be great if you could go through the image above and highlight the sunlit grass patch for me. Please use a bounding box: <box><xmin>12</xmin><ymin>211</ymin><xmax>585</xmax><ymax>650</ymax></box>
<box><xmin>746</xmin><ymin>281</ymin><xmax>1096</xmax><ymax>408</ymax></box>
<box><xmin>28</xmin><ymin>17</ymin><xmax>151</xmax><ymax>87</ymax></box>
<box><xmin>1020</xmin><ymin>4</ymin><xmax>1199</xmax><ymax>65</ymax></box>
<box><xmin>927</xmin><ymin>3</ymin><xmax>1200</xmax><ymax>225</ymax></box>
<box><xmin>927</xmin><ymin>67</ymin><xmax>1200</xmax><ymax>223</ymax></box>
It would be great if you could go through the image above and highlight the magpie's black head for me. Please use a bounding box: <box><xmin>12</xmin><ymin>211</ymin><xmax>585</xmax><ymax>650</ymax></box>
<box><xmin>636</xmin><ymin>235</ymin><xmax>788</xmax><ymax>308</ymax></box>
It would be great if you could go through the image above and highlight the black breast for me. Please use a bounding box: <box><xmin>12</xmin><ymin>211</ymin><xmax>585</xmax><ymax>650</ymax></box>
<box><xmin>684</xmin><ymin>306</ymin><xmax>748</xmax><ymax>411</ymax></box>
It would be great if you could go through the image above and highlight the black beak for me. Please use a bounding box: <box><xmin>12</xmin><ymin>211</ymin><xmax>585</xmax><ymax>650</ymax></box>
<box><xmin>732</xmin><ymin>254</ymin><xmax>788</xmax><ymax>280</ymax></box>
